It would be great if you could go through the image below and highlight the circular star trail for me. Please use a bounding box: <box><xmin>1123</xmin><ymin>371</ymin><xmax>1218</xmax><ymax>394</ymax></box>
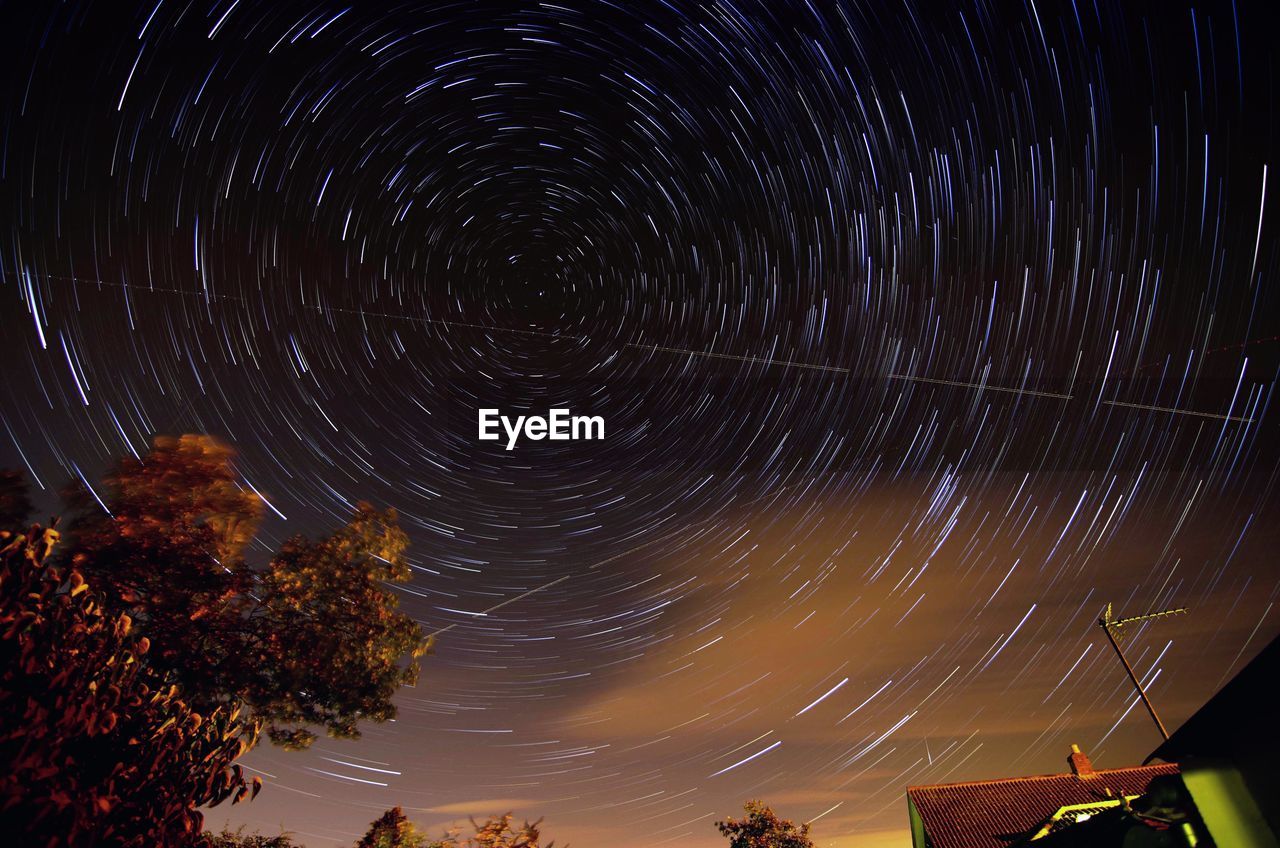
<box><xmin>1</xmin><ymin>1</ymin><xmax>1278</xmax><ymax>846</ymax></box>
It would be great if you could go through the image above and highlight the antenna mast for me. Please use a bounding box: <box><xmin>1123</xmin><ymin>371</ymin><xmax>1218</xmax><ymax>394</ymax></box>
<box><xmin>1098</xmin><ymin>603</ymin><xmax>1188</xmax><ymax>741</ymax></box>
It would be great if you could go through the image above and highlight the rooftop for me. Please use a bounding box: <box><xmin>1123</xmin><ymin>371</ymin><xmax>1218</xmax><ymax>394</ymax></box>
<box><xmin>907</xmin><ymin>751</ymin><xmax>1179</xmax><ymax>848</ymax></box>
<box><xmin>1148</xmin><ymin>634</ymin><xmax>1279</xmax><ymax>765</ymax></box>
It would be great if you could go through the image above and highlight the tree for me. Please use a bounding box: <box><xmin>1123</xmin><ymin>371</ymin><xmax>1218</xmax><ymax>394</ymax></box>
<box><xmin>63</xmin><ymin>435</ymin><xmax>431</xmax><ymax>749</ymax></box>
<box><xmin>356</xmin><ymin>806</ymin><xmax>427</xmax><ymax>848</ymax></box>
<box><xmin>62</xmin><ymin>435</ymin><xmax>263</xmax><ymax>694</ymax></box>
<box><xmin>358</xmin><ymin>809</ymin><xmax>552</xmax><ymax>848</ymax></box>
<box><xmin>200</xmin><ymin>826</ymin><xmax>305</xmax><ymax>847</ymax></box>
<box><xmin>460</xmin><ymin>814</ymin><xmax>546</xmax><ymax>848</ymax></box>
<box><xmin>0</xmin><ymin>523</ymin><xmax>260</xmax><ymax>847</ymax></box>
<box><xmin>715</xmin><ymin>801</ymin><xmax>814</xmax><ymax>848</ymax></box>
<box><xmin>252</xmin><ymin>504</ymin><xmax>431</xmax><ymax>748</ymax></box>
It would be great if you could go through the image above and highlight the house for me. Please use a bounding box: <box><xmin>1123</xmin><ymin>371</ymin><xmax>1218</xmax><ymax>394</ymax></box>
<box><xmin>906</xmin><ymin>745</ymin><xmax>1180</xmax><ymax>847</ymax></box>
<box><xmin>904</xmin><ymin>634</ymin><xmax>1280</xmax><ymax>847</ymax></box>
<box><xmin>1144</xmin><ymin>636</ymin><xmax>1280</xmax><ymax>848</ymax></box>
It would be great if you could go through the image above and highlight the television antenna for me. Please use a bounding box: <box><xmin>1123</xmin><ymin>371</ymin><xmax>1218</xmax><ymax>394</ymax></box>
<box><xmin>1098</xmin><ymin>603</ymin><xmax>1188</xmax><ymax>741</ymax></box>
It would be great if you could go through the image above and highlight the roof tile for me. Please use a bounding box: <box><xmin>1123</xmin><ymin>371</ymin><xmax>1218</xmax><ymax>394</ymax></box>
<box><xmin>906</xmin><ymin>762</ymin><xmax>1180</xmax><ymax>848</ymax></box>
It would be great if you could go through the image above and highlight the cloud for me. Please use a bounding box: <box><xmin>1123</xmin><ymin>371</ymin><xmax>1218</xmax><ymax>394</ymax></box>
<box><xmin>419</xmin><ymin>798</ymin><xmax>541</xmax><ymax>815</ymax></box>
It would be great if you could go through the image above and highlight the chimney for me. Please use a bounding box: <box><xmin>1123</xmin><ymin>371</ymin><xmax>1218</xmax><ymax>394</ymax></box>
<box><xmin>1068</xmin><ymin>744</ymin><xmax>1095</xmax><ymax>776</ymax></box>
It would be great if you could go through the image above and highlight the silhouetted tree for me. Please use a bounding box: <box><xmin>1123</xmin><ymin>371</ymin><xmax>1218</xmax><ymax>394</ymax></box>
<box><xmin>200</xmin><ymin>826</ymin><xmax>305</xmax><ymax>847</ymax></box>
<box><xmin>62</xmin><ymin>435</ymin><xmax>264</xmax><ymax>690</ymax></box>
<box><xmin>461</xmin><ymin>814</ymin><xmax>547</xmax><ymax>848</ymax></box>
<box><xmin>63</xmin><ymin>435</ymin><xmax>431</xmax><ymax>749</ymax></box>
<box><xmin>360</xmin><ymin>809</ymin><xmax>554</xmax><ymax>848</ymax></box>
<box><xmin>0</xmin><ymin>523</ymin><xmax>259</xmax><ymax>847</ymax></box>
<box><xmin>357</xmin><ymin>806</ymin><xmax>428</xmax><ymax>848</ymax></box>
<box><xmin>715</xmin><ymin>801</ymin><xmax>814</xmax><ymax>848</ymax></box>
<box><xmin>253</xmin><ymin>503</ymin><xmax>430</xmax><ymax>749</ymax></box>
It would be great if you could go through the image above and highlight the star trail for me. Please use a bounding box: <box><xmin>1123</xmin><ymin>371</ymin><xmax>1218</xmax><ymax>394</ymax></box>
<box><xmin>1</xmin><ymin>1</ymin><xmax>1278</xmax><ymax>846</ymax></box>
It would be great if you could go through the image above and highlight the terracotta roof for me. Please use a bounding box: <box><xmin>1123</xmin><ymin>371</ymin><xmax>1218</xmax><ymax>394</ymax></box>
<box><xmin>907</xmin><ymin>762</ymin><xmax>1180</xmax><ymax>848</ymax></box>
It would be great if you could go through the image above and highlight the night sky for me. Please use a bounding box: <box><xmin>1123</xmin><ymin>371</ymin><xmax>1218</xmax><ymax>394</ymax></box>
<box><xmin>2</xmin><ymin>1</ymin><xmax>1279</xmax><ymax>846</ymax></box>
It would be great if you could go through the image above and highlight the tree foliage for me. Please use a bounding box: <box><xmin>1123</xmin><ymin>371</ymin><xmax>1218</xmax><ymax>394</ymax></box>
<box><xmin>356</xmin><ymin>806</ymin><xmax>428</xmax><ymax>848</ymax></box>
<box><xmin>200</xmin><ymin>826</ymin><xmax>305</xmax><ymax>848</ymax></box>
<box><xmin>252</xmin><ymin>503</ymin><xmax>429</xmax><ymax>749</ymax></box>
<box><xmin>361</xmin><ymin>809</ymin><xmax>551</xmax><ymax>848</ymax></box>
<box><xmin>62</xmin><ymin>436</ymin><xmax>264</xmax><ymax>698</ymax></box>
<box><xmin>0</xmin><ymin>522</ymin><xmax>260</xmax><ymax>847</ymax></box>
<box><xmin>715</xmin><ymin>801</ymin><xmax>814</xmax><ymax>848</ymax></box>
<box><xmin>457</xmin><ymin>814</ymin><xmax>547</xmax><ymax>848</ymax></box>
<box><xmin>0</xmin><ymin>441</ymin><xmax>433</xmax><ymax>845</ymax></box>
<box><xmin>61</xmin><ymin>435</ymin><xmax>431</xmax><ymax>749</ymax></box>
